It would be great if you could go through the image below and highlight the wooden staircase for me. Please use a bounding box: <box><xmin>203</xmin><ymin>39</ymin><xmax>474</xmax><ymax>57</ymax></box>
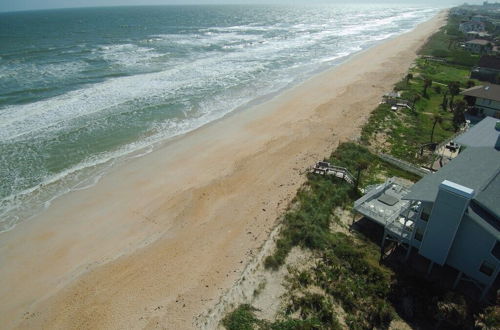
<box><xmin>311</xmin><ymin>162</ymin><xmax>355</xmax><ymax>185</ymax></box>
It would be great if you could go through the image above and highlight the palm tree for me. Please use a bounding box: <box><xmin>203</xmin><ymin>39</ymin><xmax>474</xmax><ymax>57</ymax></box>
<box><xmin>448</xmin><ymin>81</ymin><xmax>461</xmax><ymax>109</ymax></box>
<box><xmin>430</xmin><ymin>113</ymin><xmax>443</xmax><ymax>143</ymax></box>
<box><xmin>441</xmin><ymin>91</ymin><xmax>448</xmax><ymax>111</ymax></box>
<box><xmin>412</xmin><ymin>94</ymin><xmax>421</xmax><ymax>110</ymax></box>
<box><xmin>423</xmin><ymin>78</ymin><xmax>432</xmax><ymax>98</ymax></box>
<box><xmin>405</xmin><ymin>73</ymin><xmax>413</xmax><ymax>86</ymax></box>
<box><xmin>453</xmin><ymin>100</ymin><xmax>467</xmax><ymax>132</ymax></box>
<box><xmin>355</xmin><ymin>160</ymin><xmax>370</xmax><ymax>192</ymax></box>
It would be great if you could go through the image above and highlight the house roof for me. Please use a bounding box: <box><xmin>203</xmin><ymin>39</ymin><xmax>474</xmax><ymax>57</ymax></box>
<box><xmin>475</xmin><ymin>171</ymin><xmax>500</xmax><ymax>220</ymax></box>
<box><xmin>460</xmin><ymin>20</ymin><xmax>485</xmax><ymax>26</ymax></box>
<box><xmin>455</xmin><ymin>116</ymin><xmax>500</xmax><ymax>148</ymax></box>
<box><xmin>403</xmin><ymin>147</ymin><xmax>500</xmax><ymax>216</ymax></box>
<box><xmin>477</xmin><ymin>55</ymin><xmax>500</xmax><ymax>70</ymax></box>
<box><xmin>461</xmin><ymin>84</ymin><xmax>500</xmax><ymax>102</ymax></box>
<box><xmin>466</xmin><ymin>31</ymin><xmax>490</xmax><ymax>36</ymax></box>
<box><xmin>466</xmin><ymin>39</ymin><xmax>490</xmax><ymax>45</ymax></box>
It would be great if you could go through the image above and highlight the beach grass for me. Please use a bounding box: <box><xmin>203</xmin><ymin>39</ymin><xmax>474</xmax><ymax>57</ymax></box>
<box><xmin>418</xmin><ymin>14</ymin><xmax>480</xmax><ymax>67</ymax></box>
<box><xmin>263</xmin><ymin>143</ymin><xmax>418</xmax><ymax>271</ymax></box>
<box><xmin>360</xmin><ymin>50</ymin><xmax>477</xmax><ymax>163</ymax></box>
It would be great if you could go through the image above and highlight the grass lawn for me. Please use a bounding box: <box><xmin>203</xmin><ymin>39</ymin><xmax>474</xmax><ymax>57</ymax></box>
<box><xmin>360</xmin><ymin>56</ymin><xmax>473</xmax><ymax>164</ymax></box>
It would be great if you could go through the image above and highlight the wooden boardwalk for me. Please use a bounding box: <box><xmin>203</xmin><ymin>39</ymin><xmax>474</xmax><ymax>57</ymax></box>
<box><xmin>310</xmin><ymin>162</ymin><xmax>355</xmax><ymax>184</ymax></box>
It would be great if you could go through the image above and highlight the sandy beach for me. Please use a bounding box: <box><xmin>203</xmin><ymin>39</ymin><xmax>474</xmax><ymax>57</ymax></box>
<box><xmin>0</xmin><ymin>11</ymin><xmax>446</xmax><ymax>330</ymax></box>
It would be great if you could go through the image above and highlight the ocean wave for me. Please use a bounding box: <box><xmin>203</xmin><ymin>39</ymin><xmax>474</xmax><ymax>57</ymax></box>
<box><xmin>0</xmin><ymin>5</ymin><xmax>441</xmax><ymax>233</ymax></box>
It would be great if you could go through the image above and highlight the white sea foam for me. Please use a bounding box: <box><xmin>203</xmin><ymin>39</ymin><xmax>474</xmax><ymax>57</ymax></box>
<box><xmin>0</xmin><ymin>5</ymin><xmax>441</xmax><ymax>233</ymax></box>
<box><xmin>95</xmin><ymin>43</ymin><xmax>164</xmax><ymax>68</ymax></box>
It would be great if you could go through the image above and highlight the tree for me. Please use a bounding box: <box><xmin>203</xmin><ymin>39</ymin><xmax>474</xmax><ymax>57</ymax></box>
<box><xmin>453</xmin><ymin>100</ymin><xmax>467</xmax><ymax>132</ymax></box>
<box><xmin>466</xmin><ymin>80</ymin><xmax>475</xmax><ymax>88</ymax></box>
<box><xmin>433</xmin><ymin>293</ymin><xmax>467</xmax><ymax>329</ymax></box>
<box><xmin>447</xmin><ymin>81</ymin><xmax>461</xmax><ymax>109</ymax></box>
<box><xmin>405</xmin><ymin>73</ymin><xmax>413</xmax><ymax>86</ymax></box>
<box><xmin>441</xmin><ymin>91</ymin><xmax>448</xmax><ymax>111</ymax></box>
<box><xmin>423</xmin><ymin>78</ymin><xmax>432</xmax><ymax>98</ymax></box>
<box><xmin>412</xmin><ymin>94</ymin><xmax>421</xmax><ymax>110</ymax></box>
<box><xmin>355</xmin><ymin>160</ymin><xmax>370</xmax><ymax>192</ymax></box>
<box><xmin>430</xmin><ymin>113</ymin><xmax>443</xmax><ymax>143</ymax></box>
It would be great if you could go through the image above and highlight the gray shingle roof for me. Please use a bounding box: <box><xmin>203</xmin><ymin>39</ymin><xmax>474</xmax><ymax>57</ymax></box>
<box><xmin>454</xmin><ymin>116</ymin><xmax>500</xmax><ymax>148</ymax></box>
<box><xmin>403</xmin><ymin>147</ymin><xmax>500</xmax><ymax>219</ymax></box>
<box><xmin>461</xmin><ymin>84</ymin><xmax>500</xmax><ymax>102</ymax></box>
<box><xmin>475</xmin><ymin>171</ymin><xmax>500</xmax><ymax>221</ymax></box>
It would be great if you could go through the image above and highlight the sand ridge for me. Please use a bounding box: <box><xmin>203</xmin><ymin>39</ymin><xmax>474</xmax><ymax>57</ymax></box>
<box><xmin>0</xmin><ymin>11</ymin><xmax>446</xmax><ymax>330</ymax></box>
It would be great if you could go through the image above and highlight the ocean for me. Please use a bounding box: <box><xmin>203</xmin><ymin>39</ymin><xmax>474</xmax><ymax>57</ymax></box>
<box><xmin>0</xmin><ymin>4</ymin><xmax>441</xmax><ymax>232</ymax></box>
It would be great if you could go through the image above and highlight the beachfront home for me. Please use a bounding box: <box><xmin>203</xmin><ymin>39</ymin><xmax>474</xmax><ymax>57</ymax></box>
<box><xmin>465</xmin><ymin>31</ymin><xmax>491</xmax><ymax>41</ymax></box>
<box><xmin>461</xmin><ymin>84</ymin><xmax>500</xmax><ymax>118</ymax></box>
<box><xmin>354</xmin><ymin>118</ymin><xmax>500</xmax><ymax>300</ymax></box>
<box><xmin>459</xmin><ymin>20</ymin><xmax>486</xmax><ymax>33</ymax></box>
<box><xmin>471</xmin><ymin>55</ymin><xmax>500</xmax><ymax>83</ymax></box>
<box><xmin>472</xmin><ymin>15</ymin><xmax>487</xmax><ymax>22</ymax></box>
<box><xmin>451</xmin><ymin>8</ymin><xmax>468</xmax><ymax>16</ymax></box>
<box><xmin>464</xmin><ymin>39</ymin><xmax>493</xmax><ymax>54</ymax></box>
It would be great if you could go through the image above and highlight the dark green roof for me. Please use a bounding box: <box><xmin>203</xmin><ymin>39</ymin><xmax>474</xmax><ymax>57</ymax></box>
<box><xmin>403</xmin><ymin>147</ymin><xmax>500</xmax><ymax>219</ymax></box>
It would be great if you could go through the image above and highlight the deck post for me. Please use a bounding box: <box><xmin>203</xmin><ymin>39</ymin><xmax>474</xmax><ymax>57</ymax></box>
<box><xmin>480</xmin><ymin>284</ymin><xmax>490</xmax><ymax>301</ymax></box>
<box><xmin>480</xmin><ymin>268</ymin><xmax>500</xmax><ymax>301</ymax></box>
<box><xmin>426</xmin><ymin>261</ymin><xmax>434</xmax><ymax>278</ymax></box>
<box><xmin>453</xmin><ymin>271</ymin><xmax>463</xmax><ymax>289</ymax></box>
<box><xmin>380</xmin><ymin>231</ymin><xmax>387</xmax><ymax>264</ymax></box>
<box><xmin>404</xmin><ymin>245</ymin><xmax>412</xmax><ymax>261</ymax></box>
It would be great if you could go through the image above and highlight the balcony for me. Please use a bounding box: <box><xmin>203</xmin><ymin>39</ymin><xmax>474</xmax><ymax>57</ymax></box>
<box><xmin>354</xmin><ymin>178</ymin><xmax>419</xmax><ymax>239</ymax></box>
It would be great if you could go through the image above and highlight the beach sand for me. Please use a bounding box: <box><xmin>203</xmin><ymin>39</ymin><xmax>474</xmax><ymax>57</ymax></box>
<box><xmin>0</xmin><ymin>11</ymin><xmax>446</xmax><ymax>330</ymax></box>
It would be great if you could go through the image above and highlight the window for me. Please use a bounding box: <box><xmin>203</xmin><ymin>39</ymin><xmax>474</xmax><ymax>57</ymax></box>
<box><xmin>414</xmin><ymin>228</ymin><xmax>424</xmax><ymax>242</ymax></box>
<box><xmin>492</xmin><ymin>241</ymin><xmax>500</xmax><ymax>261</ymax></box>
<box><xmin>420</xmin><ymin>209</ymin><xmax>430</xmax><ymax>222</ymax></box>
<box><xmin>479</xmin><ymin>261</ymin><xmax>495</xmax><ymax>277</ymax></box>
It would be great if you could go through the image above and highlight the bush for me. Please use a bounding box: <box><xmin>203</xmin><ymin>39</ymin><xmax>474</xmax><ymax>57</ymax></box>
<box><xmin>475</xmin><ymin>305</ymin><xmax>500</xmax><ymax>330</ymax></box>
<box><xmin>432</xmin><ymin>49</ymin><xmax>450</xmax><ymax>58</ymax></box>
<box><xmin>222</xmin><ymin>305</ymin><xmax>260</xmax><ymax>330</ymax></box>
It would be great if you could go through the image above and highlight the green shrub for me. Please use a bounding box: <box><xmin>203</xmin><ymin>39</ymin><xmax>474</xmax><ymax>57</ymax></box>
<box><xmin>222</xmin><ymin>305</ymin><xmax>260</xmax><ymax>330</ymax></box>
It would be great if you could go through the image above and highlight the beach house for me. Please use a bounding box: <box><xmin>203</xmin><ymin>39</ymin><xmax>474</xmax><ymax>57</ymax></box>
<box><xmin>459</xmin><ymin>20</ymin><xmax>486</xmax><ymax>33</ymax></box>
<box><xmin>471</xmin><ymin>15</ymin><xmax>487</xmax><ymax>22</ymax></box>
<box><xmin>471</xmin><ymin>55</ymin><xmax>500</xmax><ymax>83</ymax></box>
<box><xmin>461</xmin><ymin>84</ymin><xmax>500</xmax><ymax>118</ymax></box>
<box><xmin>354</xmin><ymin>117</ymin><xmax>500</xmax><ymax>300</ymax></box>
<box><xmin>464</xmin><ymin>39</ymin><xmax>493</xmax><ymax>54</ymax></box>
<box><xmin>465</xmin><ymin>31</ymin><xmax>491</xmax><ymax>41</ymax></box>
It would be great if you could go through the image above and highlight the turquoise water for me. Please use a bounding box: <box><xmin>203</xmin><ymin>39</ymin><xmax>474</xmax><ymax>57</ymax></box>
<box><xmin>0</xmin><ymin>5</ymin><xmax>440</xmax><ymax>231</ymax></box>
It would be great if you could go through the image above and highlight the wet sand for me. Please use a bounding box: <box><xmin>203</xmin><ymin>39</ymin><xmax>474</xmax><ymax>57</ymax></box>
<box><xmin>0</xmin><ymin>11</ymin><xmax>446</xmax><ymax>330</ymax></box>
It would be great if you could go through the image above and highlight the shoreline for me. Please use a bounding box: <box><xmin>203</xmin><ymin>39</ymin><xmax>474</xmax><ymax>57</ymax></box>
<box><xmin>0</xmin><ymin>10</ymin><xmax>447</xmax><ymax>330</ymax></box>
<box><xmin>0</xmin><ymin>9</ymin><xmax>437</xmax><ymax>236</ymax></box>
